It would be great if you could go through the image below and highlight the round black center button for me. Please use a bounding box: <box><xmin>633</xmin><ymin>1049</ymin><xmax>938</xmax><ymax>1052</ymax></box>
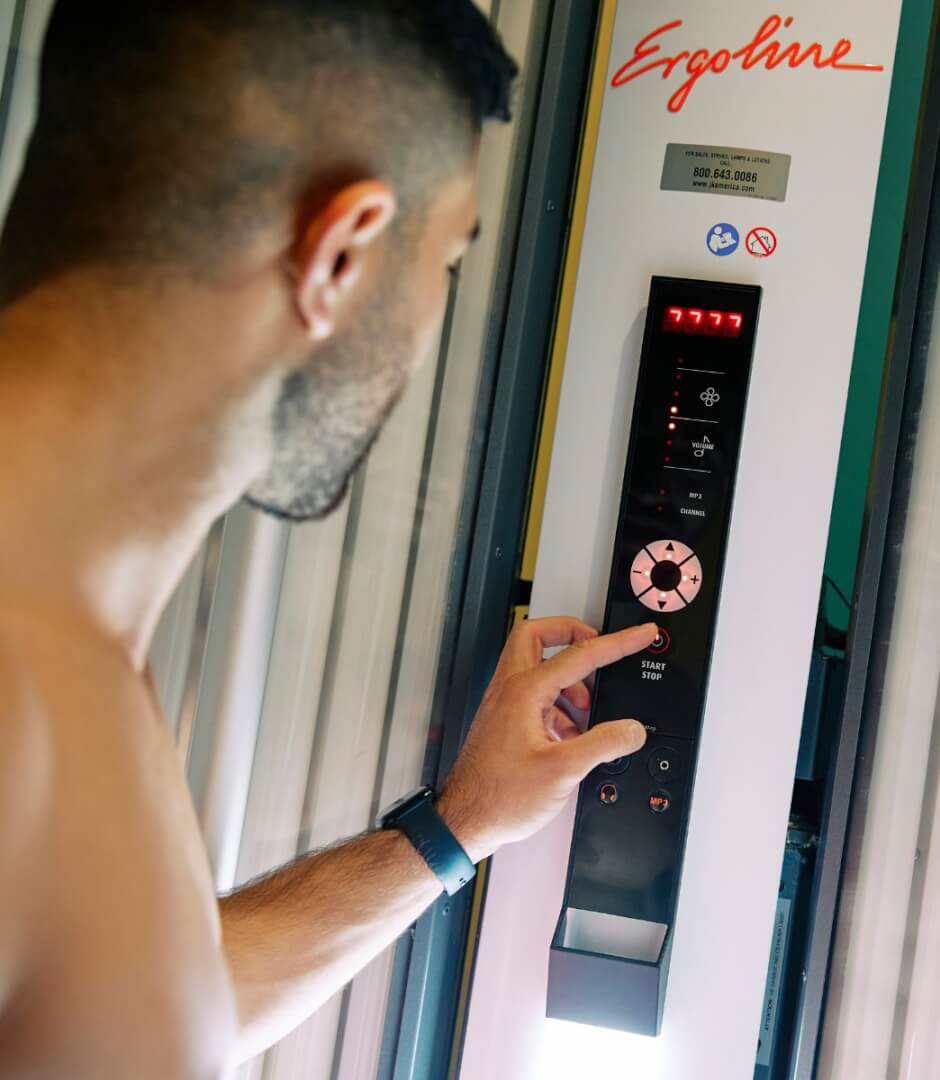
<box><xmin>650</xmin><ymin>560</ymin><xmax>682</xmax><ymax>592</ymax></box>
<box><xmin>648</xmin><ymin>746</ymin><xmax>682</xmax><ymax>783</ymax></box>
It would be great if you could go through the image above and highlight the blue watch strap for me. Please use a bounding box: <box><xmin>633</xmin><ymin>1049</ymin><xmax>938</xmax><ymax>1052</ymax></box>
<box><xmin>380</xmin><ymin>787</ymin><xmax>476</xmax><ymax>896</ymax></box>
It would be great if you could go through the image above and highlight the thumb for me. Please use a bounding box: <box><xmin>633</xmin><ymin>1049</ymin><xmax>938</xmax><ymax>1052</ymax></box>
<box><xmin>562</xmin><ymin>719</ymin><xmax>648</xmax><ymax>778</ymax></box>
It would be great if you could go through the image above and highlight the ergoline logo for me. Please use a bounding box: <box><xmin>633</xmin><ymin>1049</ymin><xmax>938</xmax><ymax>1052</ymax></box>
<box><xmin>611</xmin><ymin>15</ymin><xmax>884</xmax><ymax>113</ymax></box>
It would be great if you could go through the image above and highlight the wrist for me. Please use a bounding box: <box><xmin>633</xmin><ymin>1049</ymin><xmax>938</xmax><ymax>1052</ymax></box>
<box><xmin>387</xmin><ymin>828</ymin><xmax>447</xmax><ymax>896</ymax></box>
<box><xmin>380</xmin><ymin>787</ymin><xmax>477</xmax><ymax>896</ymax></box>
<box><xmin>436</xmin><ymin>789</ymin><xmax>493</xmax><ymax>865</ymax></box>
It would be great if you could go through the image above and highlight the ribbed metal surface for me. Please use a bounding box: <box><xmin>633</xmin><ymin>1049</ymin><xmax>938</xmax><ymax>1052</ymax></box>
<box><xmin>817</xmin><ymin>117</ymin><xmax>940</xmax><ymax>1080</ymax></box>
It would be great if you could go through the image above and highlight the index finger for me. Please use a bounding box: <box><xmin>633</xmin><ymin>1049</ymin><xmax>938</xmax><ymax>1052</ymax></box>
<box><xmin>528</xmin><ymin>623</ymin><xmax>659</xmax><ymax>703</ymax></box>
<box><xmin>495</xmin><ymin>616</ymin><xmax>598</xmax><ymax>679</ymax></box>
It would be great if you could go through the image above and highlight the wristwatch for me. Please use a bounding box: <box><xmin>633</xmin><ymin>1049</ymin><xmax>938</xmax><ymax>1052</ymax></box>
<box><xmin>378</xmin><ymin>786</ymin><xmax>476</xmax><ymax>897</ymax></box>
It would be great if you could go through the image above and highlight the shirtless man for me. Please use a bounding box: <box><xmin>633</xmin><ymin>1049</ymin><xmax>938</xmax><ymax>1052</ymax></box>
<box><xmin>0</xmin><ymin>2</ymin><xmax>654</xmax><ymax>1075</ymax></box>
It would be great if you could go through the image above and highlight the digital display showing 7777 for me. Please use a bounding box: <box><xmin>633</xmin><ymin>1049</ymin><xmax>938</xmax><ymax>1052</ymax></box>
<box><xmin>663</xmin><ymin>306</ymin><xmax>744</xmax><ymax>337</ymax></box>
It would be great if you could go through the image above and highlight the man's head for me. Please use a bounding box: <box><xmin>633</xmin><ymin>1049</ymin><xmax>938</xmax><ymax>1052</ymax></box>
<box><xmin>2</xmin><ymin>0</ymin><xmax>516</xmax><ymax>519</ymax></box>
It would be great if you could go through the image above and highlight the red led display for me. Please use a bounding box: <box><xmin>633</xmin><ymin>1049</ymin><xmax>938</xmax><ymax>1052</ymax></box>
<box><xmin>663</xmin><ymin>307</ymin><xmax>744</xmax><ymax>338</ymax></box>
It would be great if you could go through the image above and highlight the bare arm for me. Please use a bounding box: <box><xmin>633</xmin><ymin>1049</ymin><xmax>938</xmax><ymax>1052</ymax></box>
<box><xmin>221</xmin><ymin>618</ymin><xmax>657</xmax><ymax>1063</ymax></box>
<box><xmin>221</xmin><ymin>829</ymin><xmax>440</xmax><ymax>1062</ymax></box>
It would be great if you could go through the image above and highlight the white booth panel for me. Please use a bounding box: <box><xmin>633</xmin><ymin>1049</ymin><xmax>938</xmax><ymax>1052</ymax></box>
<box><xmin>462</xmin><ymin>3</ymin><xmax>903</xmax><ymax>1078</ymax></box>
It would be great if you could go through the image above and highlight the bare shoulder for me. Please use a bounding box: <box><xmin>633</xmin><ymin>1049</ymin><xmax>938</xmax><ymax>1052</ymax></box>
<box><xmin>0</xmin><ymin>634</ymin><xmax>49</xmax><ymax>977</ymax></box>
<box><xmin>0</xmin><ymin>627</ymin><xmax>48</xmax><ymax>787</ymax></box>
<box><xmin>0</xmin><ymin>627</ymin><xmax>47</xmax><ymax>783</ymax></box>
<box><xmin>0</xmin><ymin>616</ymin><xmax>236</xmax><ymax>1077</ymax></box>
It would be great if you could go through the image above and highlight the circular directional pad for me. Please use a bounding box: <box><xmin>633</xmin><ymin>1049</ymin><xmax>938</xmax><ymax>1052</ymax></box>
<box><xmin>630</xmin><ymin>540</ymin><xmax>704</xmax><ymax>613</ymax></box>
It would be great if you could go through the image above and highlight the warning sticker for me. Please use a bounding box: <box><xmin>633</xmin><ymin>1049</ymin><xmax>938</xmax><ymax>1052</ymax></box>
<box><xmin>661</xmin><ymin>143</ymin><xmax>791</xmax><ymax>203</ymax></box>
<box><xmin>746</xmin><ymin>227</ymin><xmax>778</xmax><ymax>257</ymax></box>
<box><xmin>756</xmin><ymin>898</ymin><xmax>791</xmax><ymax>1067</ymax></box>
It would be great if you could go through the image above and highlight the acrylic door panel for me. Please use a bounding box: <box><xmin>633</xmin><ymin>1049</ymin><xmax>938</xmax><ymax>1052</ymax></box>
<box><xmin>817</xmin><ymin>202</ymin><xmax>940</xmax><ymax>1080</ymax></box>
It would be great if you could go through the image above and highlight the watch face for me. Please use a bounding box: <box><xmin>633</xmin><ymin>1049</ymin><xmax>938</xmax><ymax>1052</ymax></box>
<box><xmin>379</xmin><ymin>786</ymin><xmax>434</xmax><ymax>828</ymax></box>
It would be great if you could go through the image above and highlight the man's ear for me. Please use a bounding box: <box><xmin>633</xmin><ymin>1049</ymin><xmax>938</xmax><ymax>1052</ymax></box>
<box><xmin>291</xmin><ymin>179</ymin><xmax>397</xmax><ymax>341</ymax></box>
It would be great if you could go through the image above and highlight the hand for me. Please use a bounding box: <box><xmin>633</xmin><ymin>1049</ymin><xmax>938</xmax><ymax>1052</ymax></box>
<box><xmin>438</xmin><ymin>617</ymin><xmax>658</xmax><ymax>863</ymax></box>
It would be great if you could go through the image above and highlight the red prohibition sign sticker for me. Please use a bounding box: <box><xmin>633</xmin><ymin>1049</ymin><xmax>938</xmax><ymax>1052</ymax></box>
<box><xmin>746</xmin><ymin>226</ymin><xmax>778</xmax><ymax>258</ymax></box>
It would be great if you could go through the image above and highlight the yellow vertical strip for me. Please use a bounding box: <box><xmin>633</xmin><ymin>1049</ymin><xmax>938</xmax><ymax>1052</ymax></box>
<box><xmin>520</xmin><ymin>0</ymin><xmax>616</xmax><ymax>583</ymax></box>
<box><xmin>447</xmin><ymin>7</ymin><xmax>618</xmax><ymax>1079</ymax></box>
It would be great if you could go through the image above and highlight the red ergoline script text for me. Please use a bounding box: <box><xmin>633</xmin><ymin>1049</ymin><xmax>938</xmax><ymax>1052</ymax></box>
<box><xmin>611</xmin><ymin>15</ymin><xmax>884</xmax><ymax>113</ymax></box>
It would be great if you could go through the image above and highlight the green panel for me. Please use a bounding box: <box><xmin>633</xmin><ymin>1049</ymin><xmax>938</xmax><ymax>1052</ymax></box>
<box><xmin>823</xmin><ymin>0</ymin><xmax>936</xmax><ymax>631</ymax></box>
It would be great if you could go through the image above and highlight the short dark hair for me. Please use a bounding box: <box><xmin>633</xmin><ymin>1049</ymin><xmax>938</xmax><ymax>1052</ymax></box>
<box><xmin>0</xmin><ymin>0</ymin><xmax>517</xmax><ymax>299</ymax></box>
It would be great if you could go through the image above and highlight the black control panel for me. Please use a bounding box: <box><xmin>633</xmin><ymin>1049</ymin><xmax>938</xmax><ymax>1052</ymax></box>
<box><xmin>563</xmin><ymin>276</ymin><xmax>761</xmax><ymax>941</ymax></box>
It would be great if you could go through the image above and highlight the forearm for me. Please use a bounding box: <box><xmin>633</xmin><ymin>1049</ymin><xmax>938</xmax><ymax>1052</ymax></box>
<box><xmin>220</xmin><ymin>828</ymin><xmax>443</xmax><ymax>1063</ymax></box>
<box><xmin>219</xmin><ymin>618</ymin><xmax>656</xmax><ymax>1064</ymax></box>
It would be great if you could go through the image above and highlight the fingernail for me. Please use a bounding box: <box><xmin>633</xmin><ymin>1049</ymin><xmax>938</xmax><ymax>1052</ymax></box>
<box><xmin>624</xmin><ymin>719</ymin><xmax>648</xmax><ymax>750</ymax></box>
<box><xmin>642</xmin><ymin>622</ymin><xmax>658</xmax><ymax>632</ymax></box>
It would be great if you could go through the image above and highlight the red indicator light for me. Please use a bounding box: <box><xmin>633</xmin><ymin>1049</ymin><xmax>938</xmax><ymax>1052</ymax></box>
<box><xmin>725</xmin><ymin>313</ymin><xmax>744</xmax><ymax>338</ymax></box>
<box><xmin>664</xmin><ymin>307</ymin><xmax>685</xmax><ymax>331</ymax></box>
<box><xmin>669</xmin><ymin>406</ymin><xmax>678</xmax><ymax>415</ymax></box>
<box><xmin>667</xmin><ymin>423</ymin><xmax>676</xmax><ymax>432</ymax></box>
<box><xmin>686</xmin><ymin>309</ymin><xmax>704</xmax><ymax>330</ymax></box>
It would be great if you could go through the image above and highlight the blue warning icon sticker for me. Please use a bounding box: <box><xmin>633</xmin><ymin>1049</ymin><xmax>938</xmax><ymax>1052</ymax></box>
<box><xmin>706</xmin><ymin>223</ymin><xmax>740</xmax><ymax>256</ymax></box>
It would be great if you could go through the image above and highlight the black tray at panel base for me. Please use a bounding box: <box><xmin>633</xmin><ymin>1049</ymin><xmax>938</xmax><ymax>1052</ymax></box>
<box><xmin>548</xmin><ymin>911</ymin><xmax>674</xmax><ymax>1036</ymax></box>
